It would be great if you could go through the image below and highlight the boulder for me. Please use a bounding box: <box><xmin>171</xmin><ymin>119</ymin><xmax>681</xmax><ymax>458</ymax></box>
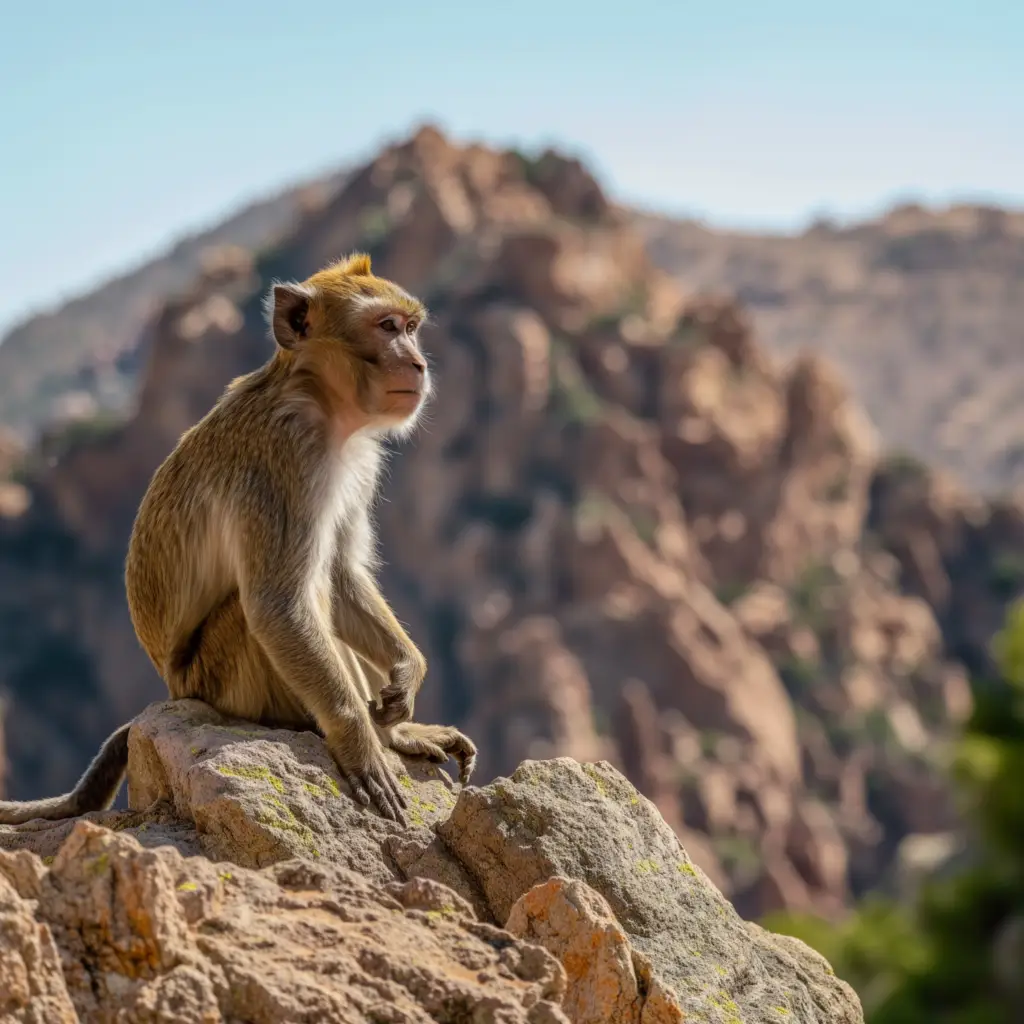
<box><xmin>440</xmin><ymin>758</ymin><xmax>861</xmax><ymax>1023</ymax></box>
<box><xmin>0</xmin><ymin>820</ymin><xmax>569</xmax><ymax>1023</ymax></box>
<box><xmin>0</xmin><ymin>701</ymin><xmax>863</xmax><ymax>1023</ymax></box>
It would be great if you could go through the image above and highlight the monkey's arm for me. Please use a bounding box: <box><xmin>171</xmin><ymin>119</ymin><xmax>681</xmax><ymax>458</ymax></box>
<box><xmin>232</xmin><ymin>487</ymin><xmax>408</xmax><ymax>823</ymax></box>
<box><xmin>331</xmin><ymin>559</ymin><xmax>426</xmax><ymax>728</ymax></box>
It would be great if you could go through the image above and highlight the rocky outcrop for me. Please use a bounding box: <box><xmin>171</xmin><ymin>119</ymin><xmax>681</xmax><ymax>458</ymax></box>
<box><xmin>868</xmin><ymin>456</ymin><xmax>1024</xmax><ymax>676</ymax></box>
<box><xmin>507</xmin><ymin>878</ymin><xmax>685</xmax><ymax>1024</ymax></box>
<box><xmin>0</xmin><ymin>125</ymin><xmax>995</xmax><ymax>923</ymax></box>
<box><xmin>639</xmin><ymin>203</ymin><xmax>1024</xmax><ymax>495</ymax></box>
<box><xmin>0</xmin><ymin>701</ymin><xmax>863</xmax><ymax>1023</ymax></box>
<box><xmin>0</xmin><ymin>820</ymin><xmax>570</xmax><ymax>1024</ymax></box>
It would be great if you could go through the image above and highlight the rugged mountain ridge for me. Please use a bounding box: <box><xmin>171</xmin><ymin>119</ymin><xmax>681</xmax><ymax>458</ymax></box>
<box><xmin>639</xmin><ymin>205</ymin><xmax>1024</xmax><ymax>493</ymax></box>
<box><xmin>0</xmin><ymin>170</ymin><xmax>348</xmax><ymax>440</ymax></box>
<box><xmin>5</xmin><ymin>133</ymin><xmax>1023</xmax><ymax>497</ymax></box>
<box><xmin>1</xmin><ymin>127</ymin><xmax>1022</xmax><ymax>924</ymax></box>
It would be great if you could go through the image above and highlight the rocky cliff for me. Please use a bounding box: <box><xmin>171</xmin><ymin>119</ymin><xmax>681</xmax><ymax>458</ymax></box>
<box><xmin>6</xmin><ymin>150</ymin><xmax>1023</xmax><ymax>499</ymax></box>
<box><xmin>1</xmin><ymin>127</ymin><xmax>1021</xmax><ymax>925</ymax></box>
<box><xmin>0</xmin><ymin>172</ymin><xmax>349</xmax><ymax>441</ymax></box>
<box><xmin>639</xmin><ymin>204</ymin><xmax>1024</xmax><ymax>494</ymax></box>
<box><xmin>0</xmin><ymin>701</ymin><xmax>863</xmax><ymax>1023</ymax></box>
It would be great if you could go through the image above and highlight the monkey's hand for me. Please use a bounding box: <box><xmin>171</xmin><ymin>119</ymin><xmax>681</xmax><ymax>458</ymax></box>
<box><xmin>388</xmin><ymin>722</ymin><xmax>478</xmax><ymax>785</ymax></box>
<box><xmin>369</xmin><ymin>654</ymin><xmax>425</xmax><ymax>728</ymax></box>
<box><xmin>326</xmin><ymin>718</ymin><xmax>409</xmax><ymax>826</ymax></box>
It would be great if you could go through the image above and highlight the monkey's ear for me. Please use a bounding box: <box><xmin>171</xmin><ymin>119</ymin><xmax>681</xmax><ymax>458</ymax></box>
<box><xmin>264</xmin><ymin>282</ymin><xmax>315</xmax><ymax>350</ymax></box>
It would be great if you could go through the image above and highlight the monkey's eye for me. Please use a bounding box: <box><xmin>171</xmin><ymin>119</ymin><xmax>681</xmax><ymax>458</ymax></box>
<box><xmin>406</xmin><ymin>320</ymin><xmax>418</xmax><ymax>334</ymax></box>
<box><xmin>379</xmin><ymin>318</ymin><xmax>399</xmax><ymax>333</ymax></box>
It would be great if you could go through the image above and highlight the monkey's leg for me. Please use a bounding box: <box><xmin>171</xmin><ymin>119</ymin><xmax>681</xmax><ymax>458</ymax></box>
<box><xmin>174</xmin><ymin>596</ymin><xmax>408</xmax><ymax>822</ymax></box>
<box><xmin>387</xmin><ymin>722</ymin><xmax>478</xmax><ymax>784</ymax></box>
<box><xmin>170</xmin><ymin>593</ymin><xmax>310</xmax><ymax>727</ymax></box>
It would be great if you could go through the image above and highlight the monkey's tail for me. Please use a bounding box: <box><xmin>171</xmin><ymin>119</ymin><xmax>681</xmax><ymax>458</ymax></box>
<box><xmin>0</xmin><ymin>722</ymin><xmax>133</xmax><ymax>825</ymax></box>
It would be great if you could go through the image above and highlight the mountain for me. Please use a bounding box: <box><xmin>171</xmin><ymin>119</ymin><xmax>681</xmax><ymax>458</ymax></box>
<box><xmin>1</xmin><ymin>126</ymin><xmax>1022</xmax><ymax>925</ymax></box>
<box><xmin>4</xmin><ymin>152</ymin><xmax>1024</xmax><ymax>500</ymax></box>
<box><xmin>638</xmin><ymin>204</ymin><xmax>1024</xmax><ymax>494</ymax></box>
<box><xmin>0</xmin><ymin>169</ymin><xmax>348</xmax><ymax>439</ymax></box>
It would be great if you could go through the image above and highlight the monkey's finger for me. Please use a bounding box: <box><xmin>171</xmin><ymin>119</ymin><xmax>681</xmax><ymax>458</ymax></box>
<box><xmin>419</xmin><ymin>742</ymin><xmax>449</xmax><ymax>764</ymax></box>
<box><xmin>380</xmin><ymin>765</ymin><xmax>410</xmax><ymax>810</ymax></box>
<box><xmin>366</xmin><ymin>776</ymin><xmax>407</xmax><ymax>826</ymax></box>
<box><xmin>458</xmin><ymin>752</ymin><xmax>478</xmax><ymax>785</ymax></box>
<box><xmin>369</xmin><ymin>697</ymin><xmax>409</xmax><ymax>727</ymax></box>
<box><xmin>343</xmin><ymin>774</ymin><xmax>372</xmax><ymax>808</ymax></box>
<box><xmin>445</xmin><ymin>734</ymin><xmax>478</xmax><ymax>784</ymax></box>
<box><xmin>369</xmin><ymin>703</ymin><xmax>399</xmax><ymax>726</ymax></box>
<box><xmin>444</xmin><ymin>734</ymin><xmax>478</xmax><ymax>766</ymax></box>
<box><xmin>368</xmin><ymin>759</ymin><xmax>409</xmax><ymax>813</ymax></box>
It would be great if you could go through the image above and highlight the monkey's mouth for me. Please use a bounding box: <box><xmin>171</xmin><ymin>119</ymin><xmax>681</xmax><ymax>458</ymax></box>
<box><xmin>387</xmin><ymin>389</ymin><xmax>422</xmax><ymax>396</ymax></box>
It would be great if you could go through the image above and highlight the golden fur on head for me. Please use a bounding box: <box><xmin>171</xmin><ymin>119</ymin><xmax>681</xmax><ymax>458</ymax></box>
<box><xmin>262</xmin><ymin>253</ymin><xmax>427</xmax><ymax>348</ymax></box>
<box><xmin>302</xmin><ymin>251</ymin><xmax>427</xmax><ymax>338</ymax></box>
<box><xmin>261</xmin><ymin>252</ymin><xmax>432</xmax><ymax>437</ymax></box>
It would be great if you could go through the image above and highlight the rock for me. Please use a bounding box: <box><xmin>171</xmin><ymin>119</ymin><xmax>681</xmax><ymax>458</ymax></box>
<box><xmin>0</xmin><ymin>707</ymin><xmax>862</xmax><ymax>1022</ymax></box>
<box><xmin>440</xmin><ymin>758</ymin><xmax>862</xmax><ymax>1023</ymax></box>
<box><xmin>0</xmin><ymin>873</ymin><xmax>78</xmax><ymax>1023</ymax></box>
<box><xmin>0</xmin><ymin>803</ymin><xmax>205</xmax><ymax>863</ymax></box>
<box><xmin>507</xmin><ymin>876</ymin><xmax>684</xmax><ymax>1024</ymax></box>
<box><xmin>869</xmin><ymin>457</ymin><xmax>1024</xmax><ymax>675</ymax></box>
<box><xmin>461</xmin><ymin>616</ymin><xmax>609</xmax><ymax>779</ymax></box>
<box><xmin>126</xmin><ymin>699</ymin><xmax>460</xmax><ymax>877</ymax></box>
<box><xmin>0</xmin><ymin>819</ymin><xmax>570</xmax><ymax>1023</ymax></box>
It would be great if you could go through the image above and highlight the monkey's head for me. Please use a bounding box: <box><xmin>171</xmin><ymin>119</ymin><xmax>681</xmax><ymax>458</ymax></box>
<box><xmin>264</xmin><ymin>253</ymin><xmax>432</xmax><ymax>437</ymax></box>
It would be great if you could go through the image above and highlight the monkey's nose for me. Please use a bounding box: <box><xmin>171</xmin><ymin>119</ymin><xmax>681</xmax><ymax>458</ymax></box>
<box><xmin>409</xmin><ymin>354</ymin><xmax>426</xmax><ymax>374</ymax></box>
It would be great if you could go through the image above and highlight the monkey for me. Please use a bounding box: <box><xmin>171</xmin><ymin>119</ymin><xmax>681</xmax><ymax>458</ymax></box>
<box><xmin>0</xmin><ymin>252</ymin><xmax>476</xmax><ymax>827</ymax></box>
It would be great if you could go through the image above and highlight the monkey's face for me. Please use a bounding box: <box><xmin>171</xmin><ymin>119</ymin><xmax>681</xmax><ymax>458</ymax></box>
<box><xmin>345</xmin><ymin>305</ymin><xmax>432</xmax><ymax>432</ymax></box>
<box><xmin>266</xmin><ymin>254</ymin><xmax>433</xmax><ymax>437</ymax></box>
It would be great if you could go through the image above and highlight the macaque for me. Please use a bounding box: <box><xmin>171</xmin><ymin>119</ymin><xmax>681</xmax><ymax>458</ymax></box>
<box><xmin>0</xmin><ymin>253</ymin><xmax>476</xmax><ymax>826</ymax></box>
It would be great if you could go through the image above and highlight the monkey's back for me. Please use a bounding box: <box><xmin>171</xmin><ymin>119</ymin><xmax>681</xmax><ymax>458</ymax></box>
<box><xmin>124</xmin><ymin>373</ymin><xmax>272</xmax><ymax>682</ymax></box>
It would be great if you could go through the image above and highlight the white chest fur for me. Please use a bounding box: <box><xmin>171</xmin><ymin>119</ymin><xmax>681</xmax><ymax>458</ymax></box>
<box><xmin>310</xmin><ymin>433</ymin><xmax>383</xmax><ymax>585</ymax></box>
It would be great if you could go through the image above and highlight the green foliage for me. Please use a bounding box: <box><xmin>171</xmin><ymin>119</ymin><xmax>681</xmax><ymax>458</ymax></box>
<box><xmin>668</xmin><ymin>319</ymin><xmax>707</xmax><ymax>349</ymax></box>
<box><xmin>778</xmin><ymin>655</ymin><xmax>820</xmax><ymax>699</ymax></box>
<box><xmin>765</xmin><ymin>600</ymin><xmax>1024</xmax><ymax>1022</ymax></box>
<box><xmin>358</xmin><ymin>205</ymin><xmax>391</xmax><ymax>247</ymax></box>
<box><xmin>713</xmin><ymin>835</ymin><xmax>762</xmax><ymax>889</ymax></box>
<box><xmin>549</xmin><ymin>338</ymin><xmax>604</xmax><ymax>424</ymax></box>
<box><xmin>987</xmin><ymin>551</ymin><xmax>1024</xmax><ymax>602</ymax></box>
<box><xmin>715</xmin><ymin>580</ymin><xmax>751</xmax><ymax>607</ymax></box>
<box><xmin>30</xmin><ymin>410</ymin><xmax>123</xmax><ymax>468</ymax></box>
<box><xmin>509</xmin><ymin>148</ymin><xmax>558</xmax><ymax>189</ymax></box>
<box><xmin>822</xmin><ymin>471</ymin><xmax>852</xmax><ymax>503</ymax></box>
<box><xmin>881</xmin><ymin>450</ymin><xmax>930</xmax><ymax>484</ymax></box>
<box><xmin>461</xmin><ymin>492</ymin><xmax>534</xmax><ymax>533</ymax></box>
<box><xmin>790</xmin><ymin>560</ymin><xmax>841</xmax><ymax>634</ymax></box>
<box><xmin>627</xmin><ymin>507</ymin><xmax>659</xmax><ymax>547</ymax></box>
<box><xmin>699</xmin><ymin>729</ymin><xmax>724</xmax><ymax>759</ymax></box>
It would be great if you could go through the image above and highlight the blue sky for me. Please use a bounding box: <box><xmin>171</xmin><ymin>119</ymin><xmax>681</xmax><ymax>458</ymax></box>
<box><xmin>1</xmin><ymin>0</ymin><xmax>1021</xmax><ymax>336</ymax></box>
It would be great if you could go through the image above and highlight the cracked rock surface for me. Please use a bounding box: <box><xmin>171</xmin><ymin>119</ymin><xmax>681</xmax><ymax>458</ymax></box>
<box><xmin>0</xmin><ymin>699</ymin><xmax>862</xmax><ymax>1023</ymax></box>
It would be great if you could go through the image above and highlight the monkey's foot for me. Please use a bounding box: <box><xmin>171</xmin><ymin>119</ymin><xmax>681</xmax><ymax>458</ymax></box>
<box><xmin>326</xmin><ymin>734</ymin><xmax>410</xmax><ymax>826</ymax></box>
<box><xmin>389</xmin><ymin>723</ymin><xmax>477</xmax><ymax>785</ymax></box>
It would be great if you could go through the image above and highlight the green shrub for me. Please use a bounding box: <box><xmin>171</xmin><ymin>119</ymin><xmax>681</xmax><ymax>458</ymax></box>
<box><xmin>764</xmin><ymin>600</ymin><xmax>1024</xmax><ymax>1022</ymax></box>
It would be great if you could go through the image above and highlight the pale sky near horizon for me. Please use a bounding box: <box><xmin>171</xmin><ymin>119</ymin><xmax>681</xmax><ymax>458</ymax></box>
<box><xmin>1</xmin><ymin>0</ymin><xmax>1021</xmax><ymax>338</ymax></box>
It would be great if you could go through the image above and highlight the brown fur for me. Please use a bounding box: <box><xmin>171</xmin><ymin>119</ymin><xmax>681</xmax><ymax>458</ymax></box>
<box><xmin>0</xmin><ymin>253</ymin><xmax>476</xmax><ymax>826</ymax></box>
